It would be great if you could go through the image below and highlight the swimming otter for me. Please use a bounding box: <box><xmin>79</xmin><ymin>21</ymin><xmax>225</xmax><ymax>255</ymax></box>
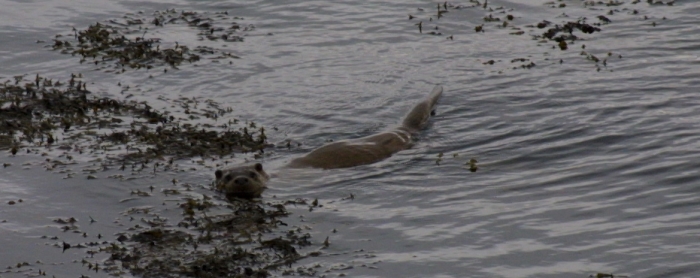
<box><xmin>214</xmin><ymin>163</ymin><xmax>270</xmax><ymax>199</ymax></box>
<box><xmin>216</xmin><ymin>85</ymin><xmax>443</xmax><ymax>198</ymax></box>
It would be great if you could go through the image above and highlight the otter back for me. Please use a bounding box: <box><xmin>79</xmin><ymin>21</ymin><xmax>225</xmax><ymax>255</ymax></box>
<box><xmin>288</xmin><ymin>85</ymin><xmax>443</xmax><ymax>169</ymax></box>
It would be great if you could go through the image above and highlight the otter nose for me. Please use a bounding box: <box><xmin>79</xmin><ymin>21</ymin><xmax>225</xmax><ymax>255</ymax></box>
<box><xmin>234</xmin><ymin>177</ymin><xmax>249</xmax><ymax>185</ymax></box>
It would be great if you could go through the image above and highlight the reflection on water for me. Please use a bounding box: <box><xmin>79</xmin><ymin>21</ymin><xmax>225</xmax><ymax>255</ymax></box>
<box><xmin>2</xmin><ymin>0</ymin><xmax>700</xmax><ymax>277</ymax></box>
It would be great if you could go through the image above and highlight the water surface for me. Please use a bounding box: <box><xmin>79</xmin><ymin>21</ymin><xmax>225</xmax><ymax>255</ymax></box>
<box><xmin>2</xmin><ymin>0</ymin><xmax>700</xmax><ymax>277</ymax></box>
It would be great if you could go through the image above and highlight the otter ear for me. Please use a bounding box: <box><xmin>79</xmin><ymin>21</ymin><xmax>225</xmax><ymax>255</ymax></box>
<box><xmin>254</xmin><ymin>163</ymin><xmax>263</xmax><ymax>172</ymax></box>
<box><xmin>215</xmin><ymin>170</ymin><xmax>223</xmax><ymax>179</ymax></box>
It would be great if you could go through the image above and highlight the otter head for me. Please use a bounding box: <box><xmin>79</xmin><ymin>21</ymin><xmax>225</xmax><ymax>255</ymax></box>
<box><xmin>214</xmin><ymin>163</ymin><xmax>269</xmax><ymax>200</ymax></box>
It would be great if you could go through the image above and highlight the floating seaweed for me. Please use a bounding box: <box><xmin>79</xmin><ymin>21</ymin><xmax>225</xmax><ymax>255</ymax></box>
<box><xmin>51</xmin><ymin>9</ymin><xmax>254</xmax><ymax>73</ymax></box>
<box><xmin>542</xmin><ymin>20</ymin><xmax>602</xmax><ymax>43</ymax></box>
<box><xmin>0</xmin><ymin>74</ymin><xmax>268</xmax><ymax>164</ymax></box>
<box><xmin>96</xmin><ymin>198</ymin><xmax>321</xmax><ymax>277</ymax></box>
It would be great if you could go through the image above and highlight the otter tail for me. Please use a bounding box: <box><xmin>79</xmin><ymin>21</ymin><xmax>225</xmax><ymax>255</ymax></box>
<box><xmin>401</xmin><ymin>85</ymin><xmax>443</xmax><ymax>132</ymax></box>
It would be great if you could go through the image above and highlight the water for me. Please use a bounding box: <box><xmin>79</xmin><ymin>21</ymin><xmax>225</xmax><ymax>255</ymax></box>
<box><xmin>2</xmin><ymin>0</ymin><xmax>700</xmax><ymax>277</ymax></box>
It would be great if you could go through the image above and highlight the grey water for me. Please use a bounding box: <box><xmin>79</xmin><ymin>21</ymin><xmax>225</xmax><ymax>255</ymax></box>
<box><xmin>2</xmin><ymin>0</ymin><xmax>700</xmax><ymax>277</ymax></box>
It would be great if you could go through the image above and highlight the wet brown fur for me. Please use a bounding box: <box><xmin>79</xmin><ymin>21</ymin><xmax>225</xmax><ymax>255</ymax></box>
<box><xmin>288</xmin><ymin>85</ymin><xmax>443</xmax><ymax>169</ymax></box>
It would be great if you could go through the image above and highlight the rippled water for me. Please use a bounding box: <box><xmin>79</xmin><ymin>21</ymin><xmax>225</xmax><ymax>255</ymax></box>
<box><xmin>2</xmin><ymin>0</ymin><xmax>700</xmax><ymax>277</ymax></box>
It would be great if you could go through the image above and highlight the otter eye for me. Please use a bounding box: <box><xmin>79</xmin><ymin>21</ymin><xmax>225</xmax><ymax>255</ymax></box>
<box><xmin>224</xmin><ymin>174</ymin><xmax>233</xmax><ymax>182</ymax></box>
<box><xmin>249</xmin><ymin>172</ymin><xmax>257</xmax><ymax>179</ymax></box>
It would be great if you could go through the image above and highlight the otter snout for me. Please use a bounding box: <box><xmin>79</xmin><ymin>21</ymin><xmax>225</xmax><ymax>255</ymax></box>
<box><xmin>234</xmin><ymin>176</ymin><xmax>250</xmax><ymax>186</ymax></box>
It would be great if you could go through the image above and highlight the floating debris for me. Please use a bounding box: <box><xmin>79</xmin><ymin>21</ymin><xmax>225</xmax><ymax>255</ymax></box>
<box><xmin>96</xmin><ymin>198</ymin><xmax>321</xmax><ymax>277</ymax></box>
<box><xmin>406</xmin><ymin>0</ymin><xmax>674</xmax><ymax>74</ymax></box>
<box><xmin>542</xmin><ymin>20</ymin><xmax>601</xmax><ymax>43</ymax></box>
<box><xmin>0</xmin><ymin>74</ymin><xmax>268</xmax><ymax>164</ymax></box>
<box><xmin>51</xmin><ymin>9</ymin><xmax>254</xmax><ymax>73</ymax></box>
<box><xmin>467</xmin><ymin>158</ymin><xmax>478</xmax><ymax>172</ymax></box>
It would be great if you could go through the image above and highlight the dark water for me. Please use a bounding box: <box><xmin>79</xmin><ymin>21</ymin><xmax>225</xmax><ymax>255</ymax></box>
<box><xmin>2</xmin><ymin>0</ymin><xmax>700</xmax><ymax>277</ymax></box>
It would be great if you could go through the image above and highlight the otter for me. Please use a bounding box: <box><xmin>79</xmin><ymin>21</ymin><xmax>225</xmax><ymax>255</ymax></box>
<box><xmin>214</xmin><ymin>163</ymin><xmax>270</xmax><ymax>199</ymax></box>
<box><xmin>216</xmin><ymin>85</ymin><xmax>443</xmax><ymax>199</ymax></box>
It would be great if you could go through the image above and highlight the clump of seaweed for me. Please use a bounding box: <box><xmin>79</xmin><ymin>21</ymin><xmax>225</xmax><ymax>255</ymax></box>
<box><xmin>98</xmin><ymin>198</ymin><xmax>320</xmax><ymax>277</ymax></box>
<box><xmin>541</xmin><ymin>20</ymin><xmax>602</xmax><ymax>44</ymax></box>
<box><xmin>0</xmin><ymin>74</ymin><xmax>267</xmax><ymax>164</ymax></box>
<box><xmin>54</xmin><ymin>23</ymin><xmax>200</xmax><ymax>71</ymax></box>
<box><xmin>51</xmin><ymin>9</ymin><xmax>254</xmax><ymax>72</ymax></box>
<box><xmin>150</xmin><ymin>9</ymin><xmax>255</xmax><ymax>42</ymax></box>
